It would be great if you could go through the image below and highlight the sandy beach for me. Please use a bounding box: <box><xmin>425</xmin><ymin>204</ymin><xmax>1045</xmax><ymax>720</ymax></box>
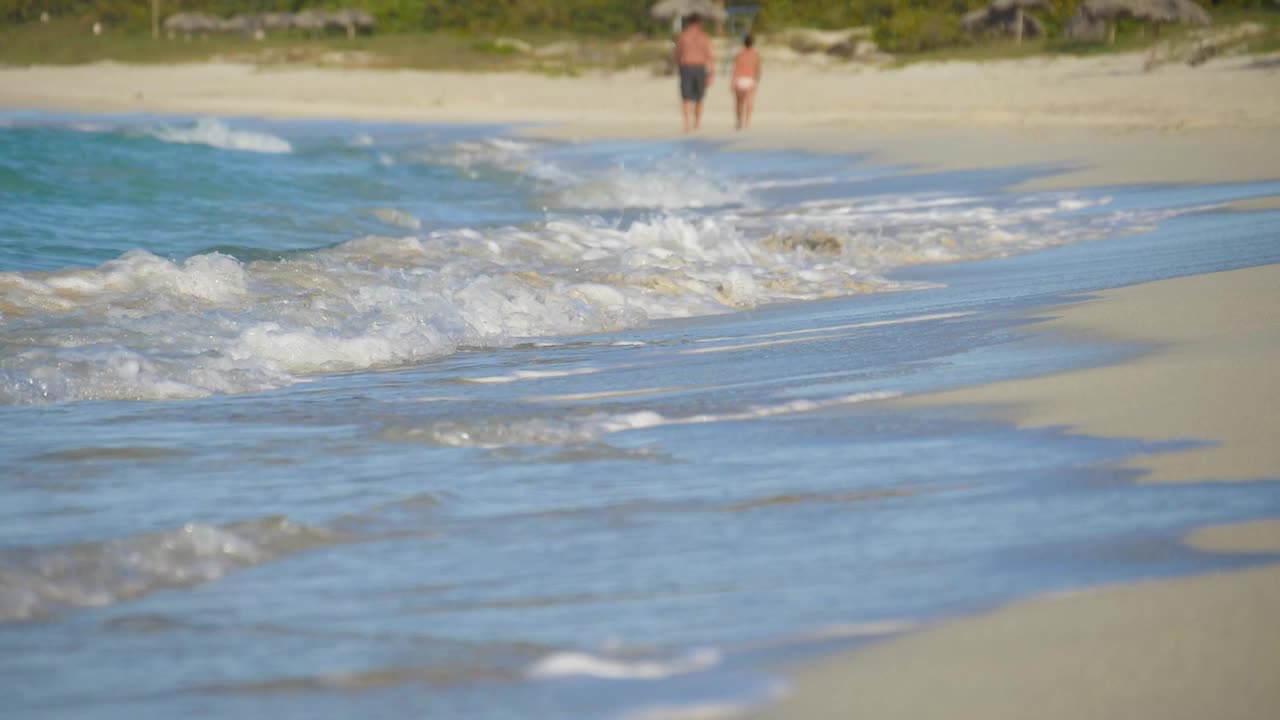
<box><xmin>756</xmin><ymin>265</ymin><xmax>1280</xmax><ymax>719</ymax></box>
<box><xmin>4</xmin><ymin>42</ymin><xmax>1279</xmax><ymax>720</ymax></box>
<box><xmin>2</xmin><ymin>47</ymin><xmax>1280</xmax><ymax>189</ymax></box>
<box><xmin>902</xmin><ymin>265</ymin><xmax>1280</xmax><ymax>484</ymax></box>
<box><xmin>755</xmin><ymin>521</ymin><xmax>1280</xmax><ymax>720</ymax></box>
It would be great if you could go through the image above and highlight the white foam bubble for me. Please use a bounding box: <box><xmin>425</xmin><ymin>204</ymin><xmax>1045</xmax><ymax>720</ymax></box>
<box><xmin>148</xmin><ymin>118</ymin><xmax>292</xmax><ymax>154</ymax></box>
<box><xmin>0</xmin><ymin>517</ymin><xmax>330</xmax><ymax>622</ymax></box>
<box><xmin>686</xmin><ymin>313</ymin><xmax>974</xmax><ymax>354</ymax></box>
<box><xmin>795</xmin><ymin>619</ymin><xmax>917</xmax><ymax>641</ymax></box>
<box><xmin>548</xmin><ymin>164</ymin><xmax>745</xmax><ymax>210</ymax></box>
<box><xmin>428</xmin><ymin>138</ymin><xmax>576</xmax><ymax>184</ymax></box>
<box><xmin>384</xmin><ymin>392</ymin><xmax>898</xmax><ymax>449</ymax></box>
<box><xmin>428</xmin><ymin>139</ymin><xmax>745</xmax><ymax>210</ymax></box>
<box><xmin>464</xmin><ymin>368</ymin><xmax>602</xmax><ymax>384</ymax></box>
<box><xmin>528</xmin><ymin>648</ymin><xmax>720</xmax><ymax>680</ymax></box>
<box><xmin>371</xmin><ymin>208</ymin><xmax>423</xmax><ymax>230</ymax></box>
<box><xmin>0</xmin><ymin>182</ymin><xmax>1184</xmax><ymax>404</ymax></box>
<box><xmin>740</xmin><ymin>175</ymin><xmax>843</xmax><ymax>191</ymax></box>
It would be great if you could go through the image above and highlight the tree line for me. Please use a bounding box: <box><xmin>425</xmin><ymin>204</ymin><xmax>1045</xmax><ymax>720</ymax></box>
<box><xmin>3</xmin><ymin>0</ymin><xmax>1273</xmax><ymax>50</ymax></box>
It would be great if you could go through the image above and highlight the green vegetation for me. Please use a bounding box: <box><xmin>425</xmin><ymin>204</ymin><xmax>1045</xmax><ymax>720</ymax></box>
<box><xmin>1</xmin><ymin>0</ymin><xmax>1277</xmax><ymax>68</ymax></box>
<box><xmin>0</xmin><ymin>16</ymin><xmax>671</xmax><ymax>71</ymax></box>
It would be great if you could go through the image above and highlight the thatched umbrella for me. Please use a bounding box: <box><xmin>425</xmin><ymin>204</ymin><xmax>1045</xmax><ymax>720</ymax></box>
<box><xmin>162</xmin><ymin>12</ymin><xmax>218</xmax><ymax>37</ymax></box>
<box><xmin>225</xmin><ymin>14</ymin><xmax>258</xmax><ymax>35</ymax></box>
<box><xmin>650</xmin><ymin>0</ymin><xmax>728</xmax><ymax>24</ymax></box>
<box><xmin>962</xmin><ymin>0</ymin><xmax>1052</xmax><ymax>44</ymax></box>
<box><xmin>257</xmin><ymin>12</ymin><xmax>293</xmax><ymax>33</ymax></box>
<box><xmin>330</xmin><ymin>8</ymin><xmax>377</xmax><ymax>38</ymax></box>
<box><xmin>291</xmin><ymin>9</ymin><xmax>328</xmax><ymax>35</ymax></box>
<box><xmin>1067</xmin><ymin>0</ymin><xmax>1211</xmax><ymax>43</ymax></box>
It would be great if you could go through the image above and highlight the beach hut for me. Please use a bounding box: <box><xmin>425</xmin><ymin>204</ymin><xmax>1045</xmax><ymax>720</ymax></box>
<box><xmin>962</xmin><ymin>0</ymin><xmax>1052</xmax><ymax>44</ymax></box>
<box><xmin>1067</xmin><ymin>0</ymin><xmax>1211</xmax><ymax>43</ymax></box>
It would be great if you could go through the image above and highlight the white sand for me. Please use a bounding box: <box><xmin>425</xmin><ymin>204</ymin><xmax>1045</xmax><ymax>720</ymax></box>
<box><xmin>900</xmin><ymin>265</ymin><xmax>1280</xmax><ymax>483</ymax></box>
<box><xmin>4</xmin><ymin>50</ymin><xmax>1276</xmax><ymax>131</ymax></box>
<box><xmin>2</xmin><ymin>48</ymin><xmax>1279</xmax><ymax>189</ymax></box>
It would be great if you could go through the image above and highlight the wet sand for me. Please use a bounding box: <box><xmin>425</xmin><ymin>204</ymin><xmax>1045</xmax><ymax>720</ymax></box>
<box><xmin>900</xmin><ymin>264</ymin><xmax>1280</xmax><ymax>483</ymax></box>
<box><xmin>754</xmin><ymin>522</ymin><xmax>1280</xmax><ymax>720</ymax></box>
<box><xmin>754</xmin><ymin>265</ymin><xmax>1280</xmax><ymax>720</ymax></box>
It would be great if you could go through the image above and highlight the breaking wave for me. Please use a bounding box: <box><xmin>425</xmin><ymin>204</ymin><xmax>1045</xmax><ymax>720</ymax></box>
<box><xmin>548</xmin><ymin>163</ymin><xmax>745</xmax><ymax>210</ymax></box>
<box><xmin>0</xmin><ymin>516</ymin><xmax>333</xmax><ymax>622</ymax></box>
<box><xmin>428</xmin><ymin>138</ymin><xmax>745</xmax><ymax>210</ymax></box>
<box><xmin>147</xmin><ymin>118</ymin><xmax>293</xmax><ymax>154</ymax></box>
<box><xmin>0</xmin><ymin>186</ymin><xmax>1182</xmax><ymax>404</ymax></box>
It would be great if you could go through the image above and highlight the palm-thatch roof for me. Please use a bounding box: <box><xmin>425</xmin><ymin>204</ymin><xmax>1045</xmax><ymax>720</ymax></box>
<box><xmin>650</xmin><ymin>0</ymin><xmax>729</xmax><ymax>23</ymax></box>
<box><xmin>290</xmin><ymin>9</ymin><xmax>329</xmax><ymax>33</ymax></box>
<box><xmin>962</xmin><ymin>0</ymin><xmax>1052</xmax><ymax>38</ymax></box>
<box><xmin>162</xmin><ymin>12</ymin><xmax>219</xmax><ymax>35</ymax></box>
<box><xmin>163</xmin><ymin>9</ymin><xmax>378</xmax><ymax>37</ymax></box>
<box><xmin>1067</xmin><ymin>0</ymin><xmax>1211</xmax><ymax>39</ymax></box>
<box><xmin>1086</xmin><ymin>0</ymin><xmax>1210</xmax><ymax>24</ymax></box>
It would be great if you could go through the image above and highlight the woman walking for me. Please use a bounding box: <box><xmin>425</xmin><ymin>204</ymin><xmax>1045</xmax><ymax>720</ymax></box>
<box><xmin>731</xmin><ymin>34</ymin><xmax>761</xmax><ymax>130</ymax></box>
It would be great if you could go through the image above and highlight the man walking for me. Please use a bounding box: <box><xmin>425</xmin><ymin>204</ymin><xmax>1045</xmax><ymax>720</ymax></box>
<box><xmin>674</xmin><ymin>13</ymin><xmax>714</xmax><ymax>133</ymax></box>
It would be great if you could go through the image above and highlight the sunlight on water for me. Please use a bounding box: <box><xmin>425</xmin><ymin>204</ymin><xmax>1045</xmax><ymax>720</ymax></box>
<box><xmin>3</xmin><ymin>114</ymin><xmax>1279</xmax><ymax>720</ymax></box>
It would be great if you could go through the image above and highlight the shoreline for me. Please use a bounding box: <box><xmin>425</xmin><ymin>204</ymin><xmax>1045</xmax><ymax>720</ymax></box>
<box><xmin>753</xmin><ymin>265</ymin><xmax>1280</xmax><ymax>719</ymax></box>
<box><xmin>6</xmin><ymin>52</ymin><xmax>1279</xmax><ymax>719</ymax></box>
<box><xmin>2</xmin><ymin>51</ymin><xmax>1280</xmax><ymax>190</ymax></box>
<box><xmin>900</xmin><ymin>265</ymin><xmax>1280</xmax><ymax>484</ymax></box>
<box><xmin>754</xmin><ymin>521</ymin><xmax>1280</xmax><ymax>720</ymax></box>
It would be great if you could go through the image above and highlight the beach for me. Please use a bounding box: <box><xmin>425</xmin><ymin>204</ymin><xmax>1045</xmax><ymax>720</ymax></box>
<box><xmin>2</xmin><ymin>40</ymin><xmax>1279</xmax><ymax>720</ymax></box>
<box><xmin>756</xmin><ymin>522</ymin><xmax>1280</xmax><ymax>720</ymax></box>
<box><xmin>756</xmin><ymin>265</ymin><xmax>1280</xmax><ymax>719</ymax></box>
<box><xmin>3</xmin><ymin>47</ymin><xmax>1280</xmax><ymax>190</ymax></box>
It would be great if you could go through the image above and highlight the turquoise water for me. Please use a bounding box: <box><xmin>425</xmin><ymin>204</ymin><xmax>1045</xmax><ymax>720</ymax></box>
<box><xmin>2</xmin><ymin>113</ymin><xmax>1279</xmax><ymax>719</ymax></box>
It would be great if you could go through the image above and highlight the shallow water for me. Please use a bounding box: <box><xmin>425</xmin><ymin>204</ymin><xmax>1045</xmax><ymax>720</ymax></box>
<box><xmin>2</xmin><ymin>113</ymin><xmax>1279</xmax><ymax>719</ymax></box>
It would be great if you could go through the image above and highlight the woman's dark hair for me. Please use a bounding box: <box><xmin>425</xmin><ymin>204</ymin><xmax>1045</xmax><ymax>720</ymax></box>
<box><xmin>743</xmin><ymin>33</ymin><xmax>754</xmax><ymax>48</ymax></box>
<box><xmin>684</xmin><ymin>13</ymin><xmax>701</xmax><ymax>27</ymax></box>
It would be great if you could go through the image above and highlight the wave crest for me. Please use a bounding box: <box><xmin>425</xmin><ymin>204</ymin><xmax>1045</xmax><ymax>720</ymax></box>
<box><xmin>148</xmin><ymin>118</ymin><xmax>292</xmax><ymax>154</ymax></box>
<box><xmin>428</xmin><ymin>139</ymin><xmax>745</xmax><ymax>210</ymax></box>
<box><xmin>0</xmin><ymin>516</ymin><xmax>333</xmax><ymax>622</ymax></box>
<box><xmin>0</xmin><ymin>184</ymin><xmax>1174</xmax><ymax>405</ymax></box>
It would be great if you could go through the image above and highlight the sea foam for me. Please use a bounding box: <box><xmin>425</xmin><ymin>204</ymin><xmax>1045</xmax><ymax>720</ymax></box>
<box><xmin>429</xmin><ymin>138</ymin><xmax>745</xmax><ymax>210</ymax></box>
<box><xmin>383</xmin><ymin>393</ymin><xmax>899</xmax><ymax>448</ymax></box>
<box><xmin>0</xmin><ymin>516</ymin><xmax>332</xmax><ymax>622</ymax></box>
<box><xmin>0</xmin><ymin>187</ymin><xmax>1182</xmax><ymax>405</ymax></box>
<box><xmin>547</xmin><ymin>163</ymin><xmax>745</xmax><ymax>210</ymax></box>
<box><xmin>528</xmin><ymin>648</ymin><xmax>721</xmax><ymax>680</ymax></box>
<box><xmin>148</xmin><ymin>118</ymin><xmax>293</xmax><ymax>154</ymax></box>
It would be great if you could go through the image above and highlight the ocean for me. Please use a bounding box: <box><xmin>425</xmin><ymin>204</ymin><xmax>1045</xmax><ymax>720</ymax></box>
<box><xmin>2</xmin><ymin>112</ymin><xmax>1279</xmax><ymax>719</ymax></box>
